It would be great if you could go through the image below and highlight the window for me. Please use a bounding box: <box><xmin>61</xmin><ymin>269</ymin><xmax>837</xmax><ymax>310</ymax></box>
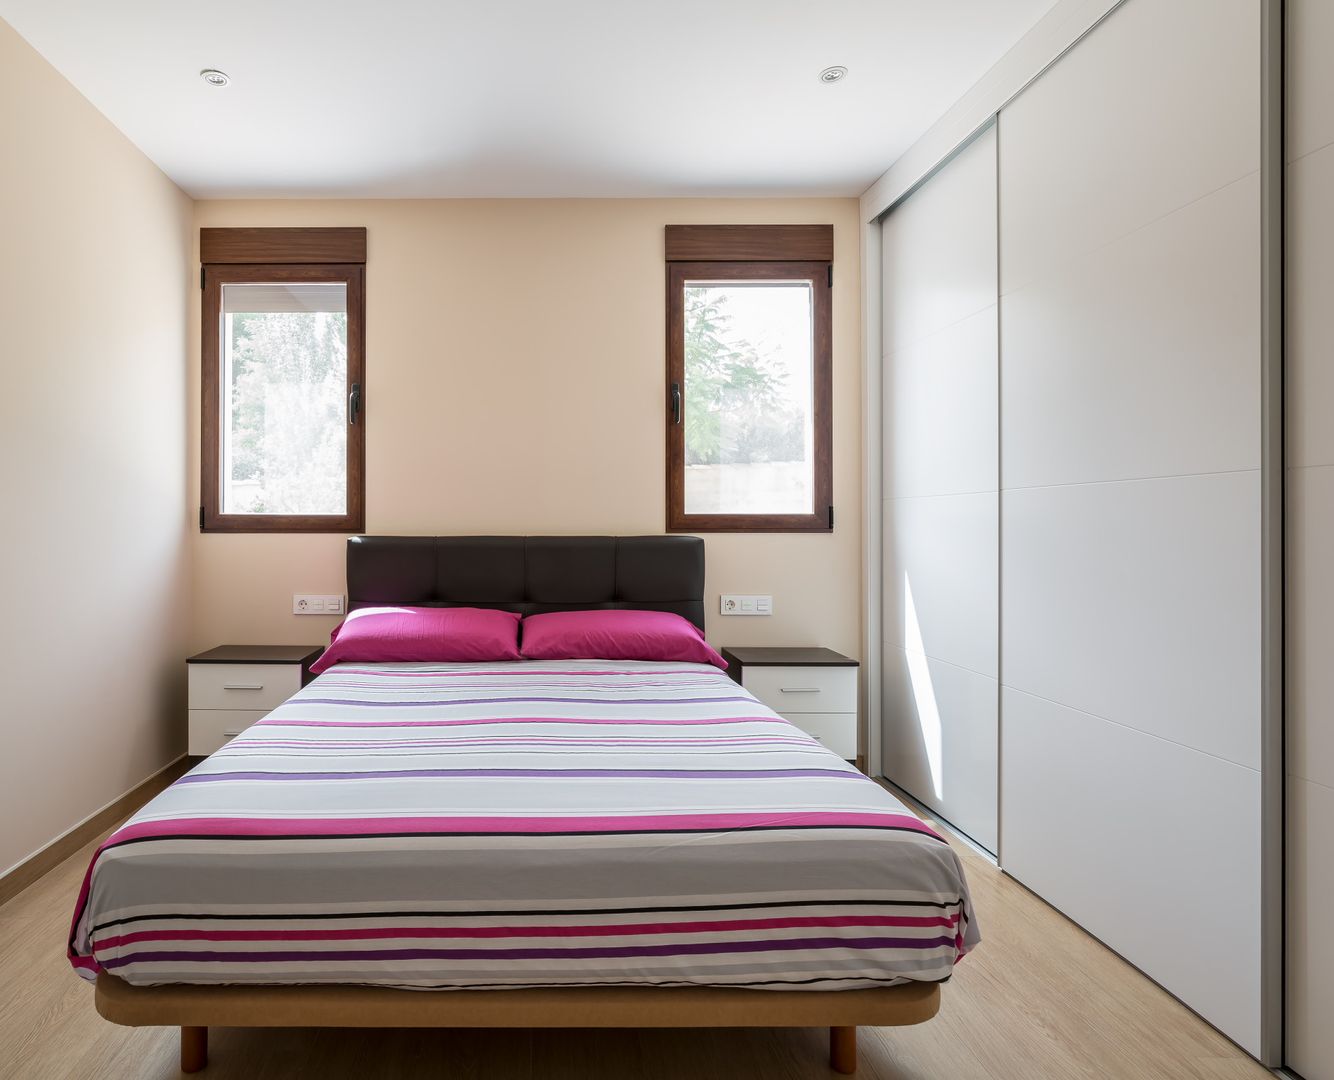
<box><xmin>200</xmin><ymin>228</ymin><xmax>365</xmax><ymax>532</ymax></box>
<box><xmin>665</xmin><ymin>225</ymin><xmax>833</xmax><ymax>531</ymax></box>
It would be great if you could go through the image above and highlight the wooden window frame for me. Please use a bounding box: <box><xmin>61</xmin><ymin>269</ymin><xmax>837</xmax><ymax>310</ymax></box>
<box><xmin>201</xmin><ymin>229</ymin><xmax>366</xmax><ymax>533</ymax></box>
<box><xmin>666</xmin><ymin>226</ymin><xmax>833</xmax><ymax>533</ymax></box>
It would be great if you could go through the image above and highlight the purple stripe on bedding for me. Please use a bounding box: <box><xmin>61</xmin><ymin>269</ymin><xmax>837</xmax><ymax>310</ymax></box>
<box><xmin>178</xmin><ymin>767</ymin><xmax>864</xmax><ymax>784</ymax></box>
<box><xmin>240</xmin><ymin>737</ymin><xmax>814</xmax><ymax>748</ymax></box>
<box><xmin>259</xmin><ymin>716</ymin><xmax>787</xmax><ymax>729</ymax></box>
<box><xmin>296</xmin><ymin>696</ymin><xmax>751</xmax><ymax>707</ymax></box>
<box><xmin>103</xmin><ymin>935</ymin><xmax>960</xmax><ymax>969</ymax></box>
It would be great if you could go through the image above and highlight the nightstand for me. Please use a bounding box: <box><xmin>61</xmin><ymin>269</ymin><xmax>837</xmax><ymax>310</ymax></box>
<box><xmin>187</xmin><ymin>645</ymin><xmax>323</xmax><ymax>756</ymax></box>
<box><xmin>720</xmin><ymin>647</ymin><xmax>859</xmax><ymax>761</ymax></box>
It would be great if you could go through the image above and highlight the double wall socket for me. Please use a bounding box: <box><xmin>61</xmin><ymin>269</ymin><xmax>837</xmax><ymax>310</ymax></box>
<box><xmin>293</xmin><ymin>594</ymin><xmax>345</xmax><ymax>615</ymax></box>
<box><xmin>720</xmin><ymin>594</ymin><xmax>773</xmax><ymax>616</ymax></box>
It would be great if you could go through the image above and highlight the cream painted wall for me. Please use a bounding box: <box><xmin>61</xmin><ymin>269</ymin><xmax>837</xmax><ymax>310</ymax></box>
<box><xmin>0</xmin><ymin>21</ymin><xmax>192</xmax><ymax>872</ymax></box>
<box><xmin>189</xmin><ymin>199</ymin><xmax>862</xmax><ymax>661</ymax></box>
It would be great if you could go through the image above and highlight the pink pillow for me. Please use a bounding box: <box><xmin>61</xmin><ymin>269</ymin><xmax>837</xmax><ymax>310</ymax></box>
<box><xmin>520</xmin><ymin>609</ymin><xmax>726</xmax><ymax>669</ymax></box>
<box><xmin>310</xmin><ymin>606</ymin><xmax>521</xmax><ymax>674</ymax></box>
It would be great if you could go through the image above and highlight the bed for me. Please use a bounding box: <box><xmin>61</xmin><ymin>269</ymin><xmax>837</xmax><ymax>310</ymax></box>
<box><xmin>70</xmin><ymin>536</ymin><xmax>977</xmax><ymax>1073</ymax></box>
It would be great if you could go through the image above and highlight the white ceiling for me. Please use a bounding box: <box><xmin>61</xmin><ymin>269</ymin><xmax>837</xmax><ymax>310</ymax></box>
<box><xmin>0</xmin><ymin>0</ymin><xmax>1057</xmax><ymax>199</ymax></box>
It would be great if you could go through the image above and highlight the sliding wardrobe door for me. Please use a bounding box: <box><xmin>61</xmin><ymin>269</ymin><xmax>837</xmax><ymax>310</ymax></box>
<box><xmin>879</xmin><ymin>125</ymin><xmax>998</xmax><ymax>852</ymax></box>
<box><xmin>998</xmin><ymin>0</ymin><xmax>1264</xmax><ymax>1054</ymax></box>
<box><xmin>1287</xmin><ymin>0</ymin><xmax>1334</xmax><ymax>1074</ymax></box>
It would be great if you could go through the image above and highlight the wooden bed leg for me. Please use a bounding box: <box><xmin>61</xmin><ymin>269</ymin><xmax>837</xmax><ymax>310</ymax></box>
<box><xmin>830</xmin><ymin>1025</ymin><xmax>856</xmax><ymax>1074</ymax></box>
<box><xmin>180</xmin><ymin>1026</ymin><xmax>208</xmax><ymax>1073</ymax></box>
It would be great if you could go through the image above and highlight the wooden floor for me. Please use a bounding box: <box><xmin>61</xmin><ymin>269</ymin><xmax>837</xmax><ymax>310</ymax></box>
<box><xmin>0</xmin><ymin>813</ymin><xmax>1271</xmax><ymax>1080</ymax></box>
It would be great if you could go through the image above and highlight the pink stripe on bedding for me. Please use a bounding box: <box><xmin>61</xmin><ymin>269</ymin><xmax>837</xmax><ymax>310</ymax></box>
<box><xmin>95</xmin><ymin>914</ymin><xmax>962</xmax><ymax>950</ymax></box>
<box><xmin>101</xmin><ymin>809</ymin><xmax>942</xmax><ymax>843</ymax></box>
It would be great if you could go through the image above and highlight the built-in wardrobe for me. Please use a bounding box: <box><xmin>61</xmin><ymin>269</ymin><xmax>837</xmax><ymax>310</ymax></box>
<box><xmin>869</xmin><ymin>0</ymin><xmax>1299</xmax><ymax>1066</ymax></box>
<box><xmin>1286</xmin><ymin>1</ymin><xmax>1334</xmax><ymax>1077</ymax></box>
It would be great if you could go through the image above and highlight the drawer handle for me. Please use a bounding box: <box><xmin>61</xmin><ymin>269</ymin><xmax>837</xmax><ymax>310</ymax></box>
<box><xmin>222</xmin><ymin>683</ymin><xmax>264</xmax><ymax>691</ymax></box>
<box><xmin>222</xmin><ymin>730</ymin><xmax>245</xmax><ymax>737</ymax></box>
<box><xmin>779</xmin><ymin>687</ymin><xmax>821</xmax><ymax>693</ymax></box>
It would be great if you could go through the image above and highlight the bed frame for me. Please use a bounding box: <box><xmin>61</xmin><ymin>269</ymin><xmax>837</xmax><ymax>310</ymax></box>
<box><xmin>94</xmin><ymin>535</ymin><xmax>947</xmax><ymax>1073</ymax></box>
<box><xmin>96</xmin><ymin>976</ymin><xmax>941</xmax><ymax>1073</ymax></box>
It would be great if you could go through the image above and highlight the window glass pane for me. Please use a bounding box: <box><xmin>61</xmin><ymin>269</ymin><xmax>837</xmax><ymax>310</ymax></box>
<box><xmin>220</xmin><ymin>282</ymin><xmax>348</xmax><ymax>515</ymax></box>
<box><xmin>683</xmin><ymin>281</ymin><xmax>814</xmax><ymax>515</ymax></box>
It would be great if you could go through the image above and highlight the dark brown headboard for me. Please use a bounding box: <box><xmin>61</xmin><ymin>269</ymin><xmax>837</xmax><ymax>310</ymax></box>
<box><xmin>346</xmin><ymin>536</ymin><xmax>706</xmax><ymax>631</ymax></box>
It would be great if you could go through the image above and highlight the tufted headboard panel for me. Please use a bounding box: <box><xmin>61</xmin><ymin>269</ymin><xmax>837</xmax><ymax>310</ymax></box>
<box><xmin>346</xmin><ymin>535</ymin><xmax>707</xmax><ymax>632</ymax></box>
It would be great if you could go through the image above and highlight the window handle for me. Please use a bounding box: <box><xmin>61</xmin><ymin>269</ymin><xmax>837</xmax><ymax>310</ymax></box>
<box><xmin>671</xmin><ymin>382</ymin><xmax>681</xmax><ymax>425</ymax></box>
<box><xmin>349</xmin><ymin>382</ymin><xmax>362</xmax><ymax>425</ymax></box>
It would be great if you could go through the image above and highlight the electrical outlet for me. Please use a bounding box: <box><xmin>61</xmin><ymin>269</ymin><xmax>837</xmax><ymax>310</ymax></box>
<box><xmin>293</xmin><ymin>594</ymin><xmax>345</xmax><ymax>615</ymax></box>
<box><xmin>720</xmin><ymin>594</ymin><xmax>773</xmax><ymax>616</ymax></box>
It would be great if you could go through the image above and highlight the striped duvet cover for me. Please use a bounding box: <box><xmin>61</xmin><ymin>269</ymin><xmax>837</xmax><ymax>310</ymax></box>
<box><xmin>69</xmin><ymin>660</ymin><xmax>978</xmax><ymax>991</ymax></box>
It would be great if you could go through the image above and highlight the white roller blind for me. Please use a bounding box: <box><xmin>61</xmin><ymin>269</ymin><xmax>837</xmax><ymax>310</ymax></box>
<box><xmin>221</xmin><ymin>283</ymin><xmax>346</xmax><ymax>314</ymax></box>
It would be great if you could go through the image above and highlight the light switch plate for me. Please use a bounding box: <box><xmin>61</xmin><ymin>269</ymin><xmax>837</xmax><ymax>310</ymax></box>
<box><xmin>294</xmin><ymin>594</ymin><xmax>345</xmax><ymax>615</ymax></box>
<box><xmin>721</xmin><ymin>594</ymin><xmax>773</xmax><ymax>616</ymax></box>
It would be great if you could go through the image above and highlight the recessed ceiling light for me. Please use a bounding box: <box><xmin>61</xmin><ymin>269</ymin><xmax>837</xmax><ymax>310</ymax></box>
<box><xmin>200</xmin><ymin>69</ymin><xmax>230</xmax><ymax>87</ymax></box>
<box><xmin>819</xmin><ymin>66</ymin><xmax>848</xmax><ymax>85</ymax></box>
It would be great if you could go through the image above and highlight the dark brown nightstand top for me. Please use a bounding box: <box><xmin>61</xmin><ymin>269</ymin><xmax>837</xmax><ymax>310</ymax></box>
<box><xmin>188</xmin><ymin>645</ymin><xmax>324</xmax><ymax>666</ymax></box>
<box><xmin>720</xmin><ymin>646</ymin><xmax>858</xmax><ymax>668</ymax></box>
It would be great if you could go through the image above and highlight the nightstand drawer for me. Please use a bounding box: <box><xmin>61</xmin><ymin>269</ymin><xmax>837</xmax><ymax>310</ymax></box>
<box><xmin>743</xmin><ymin>666</ymin><xmax>856</xmax><ymax>714</ymax></box>
<box><xmin>778</xmin><ymin>712</ymin><xmax>857</xmax><ymax>760</ymax></box>
<box><xmin>188</xmin><ymin>709</ymin><xmax>268</xmax><ymax>756</ymax></box>
<box><xmin>189</xmin><ymin>663</ymin><xmax>301</xmax><ymax>712</ymax></box>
